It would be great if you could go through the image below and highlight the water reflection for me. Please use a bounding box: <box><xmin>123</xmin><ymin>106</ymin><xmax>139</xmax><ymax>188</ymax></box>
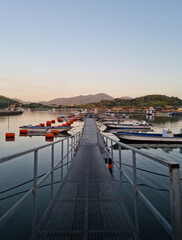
<box><xmin>130</xmin><ymin>113</ymin><xmax>181</xmax><ymax>124</ymax></box>
<box><xmin>112</xmin><ymin>142</ymin><xmax>182</xmax><ymax>154</ymax></box>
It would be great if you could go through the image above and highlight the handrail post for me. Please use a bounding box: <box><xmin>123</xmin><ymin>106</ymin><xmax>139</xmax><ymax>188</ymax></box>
<box><xmin>74</xmin><ymin>135</ymin><xmax>76</xmax><ymax>156</ymax></box>
<box><xmin>132</xmin><ymin>151</ymin><xmax>139</xmax><ymax>233</ymax></box>
<box><xmin>67</xmin><ymin>138</ymin><xmax>69</xmax><ymax>169</ymax></box>
<box><xmin>61</xmin><ymin>140</ymin><xmax>63</xmax><ymax>180</ymax></box>
<box><xmin>111</xmin><ymin>140</ymin><xmax>114</xmax><ymax>175</ymax></box>
<box><xmin>71</xmin><ymin>137</ymin><xmax>73</xmax><ymax>160</ymax></box>
<box><xmin>169</xmin><ymin>163</ymin><xmax>182</xmax><ymax>240</ymax></box>
<box><xmin>119</xmin><ymin>145</ymin><xmax>122</xmax><ymax>173</ymax></box>
<box><xmin>111</xmin><ymin>140</ymin><xmax>113</xmax><ymax>161</ymax></box>
<box><xmin>106</xmin><ymin>137</ymin><xmax>108</xmax><ymax>150</ymax></box>
<box><xmin>51</xmin><ymin>144</ymin><xmax>54</xmax><ymax>199</ymax></box>
<box><xmin>32</xmin><ymin>149</ymin><xmax>38</xmax><ymax>233</ymax></box>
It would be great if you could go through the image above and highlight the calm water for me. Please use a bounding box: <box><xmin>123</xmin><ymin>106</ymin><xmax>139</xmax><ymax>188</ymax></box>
<box><xmin>0</xmin><ymin>111</ymin><xmax>182</xmax><ymax>240</ymax></box>
<box><xmin>97</xmin><ymin>113</ymin><xmax>182</xmax><ymax>240</ymax></box>
<box><xmin>0</xmin><ymin>110</ymin><xmax>84</xmax><ymax>240</ymax></box>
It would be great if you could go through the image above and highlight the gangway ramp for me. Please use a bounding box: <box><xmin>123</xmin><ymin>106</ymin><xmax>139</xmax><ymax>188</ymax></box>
<box><xmin>32</xmin><ymin>117</ymin><xmax>140</xmax><ymax>240</ymax></box>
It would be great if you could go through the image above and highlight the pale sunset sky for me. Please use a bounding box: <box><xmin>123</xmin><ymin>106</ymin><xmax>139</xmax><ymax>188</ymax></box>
<box><xmin>0</xmin><ymin>0</ymin><xmax>182</xmax><ymax>101</ymax></box>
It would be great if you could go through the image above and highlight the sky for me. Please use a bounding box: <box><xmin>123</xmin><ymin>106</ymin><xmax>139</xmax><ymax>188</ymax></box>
<box><xmin>0</xmin><ymin>0</ymin><xmax>182</xmax><ymax>101</ymax></box>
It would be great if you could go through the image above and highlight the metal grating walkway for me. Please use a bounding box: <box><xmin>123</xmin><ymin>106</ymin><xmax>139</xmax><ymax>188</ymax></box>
<box><xmin>32</xmin><ymin>117</ymin><xmax>140</xmax><ymax>240</ymax></box>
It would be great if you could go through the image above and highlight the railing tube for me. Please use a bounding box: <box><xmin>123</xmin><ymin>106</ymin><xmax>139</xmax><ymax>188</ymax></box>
<box><xmin>132</xmin><ymin>151</ymin><xmax>139</xmax><ymax>232</ymax></box>
<box><xmin>32</xmin><ymin>149</ymin><xmax>38</xmax><ymax>233</ymax></box>
<box><xmin>71</xmin><ymin>137</ymin><xmax>73</xmax><ymax>160</ymax></box>
<box><xmin>51</xmin><ymin>145</ymin><xmax>54</xmax><ymax>199</ymax></box>
<box><xmin>119</xmin><ymin>145</ymin><xmax>122</xmax><ymax>173</ymax></box>
<box><xmin>61</xmin><ymin>140</ymin><xmax>63</xmax><ymax>180</ymax></box>
<box><xmin>74</xmin><ymin>135</ymin><xmax>76</xmax><ymax>155</ymax></box>
<box><xmin>67</xmin><ymin>138</ymin><xmax>69</xmax><ymax>169</ymax></box>
<box><xmin>169</xmin><ymin>163</ymin><xmax>182</xmax><ymax>240</ymax></box>
<box><xmin>111</xmin><ymin>140</ymin><xmax>114</xmax><ymax>174</ymax></box>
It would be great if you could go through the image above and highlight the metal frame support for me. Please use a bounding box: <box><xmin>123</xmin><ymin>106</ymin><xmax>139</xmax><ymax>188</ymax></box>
<box><xmin>32</xmin><ymin>149</ymin><xmax>38</xmax><ymax>233</ymax></box>
<box><xmin>51</xmin><ymin>145</ymin><xmax>54</xmax><ymax>199</ymax></box>
<box><xmin>119</xmin><ymin>145</ymin><xmax>122</xmax><ymax>173</ymax></box>
<box><xmin>0</xmin><ymin>131</ymin><xmax>82</xmax><ymax>230</ymax></box>
<box><xmin>67</xmin><ymin>138</ymin><xmax>69</xmax><ymax>169</ymax></box>
<box><xmin>169</xmin><ymin>163</ymin><xmax>182</xmax><ymax>240</ymax></box>
<box><xmin>61</xmin><ymin>140</ymin><xmax>63</xmax><ymax>180</ymax></box>
<box><xmin>132</xmin><ymin>151</ymin><xmax>139</xmax><ymax>233</ymax></box>
<box><xmin>98</xmin><ymin>132</ymin><xmax>182</xmax><ymax>238</ymax></box>
<box><xmin>71</xmin><ymin>137</ymin><xmax>73</xmax><ymax>160</ymax></box>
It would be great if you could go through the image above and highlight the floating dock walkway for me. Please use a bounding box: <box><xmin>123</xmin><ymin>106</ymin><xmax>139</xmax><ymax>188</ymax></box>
<box><xmin>32</xmin><ymin>116</ymin><xmax>140</xmax><ymax>240</ymax></box>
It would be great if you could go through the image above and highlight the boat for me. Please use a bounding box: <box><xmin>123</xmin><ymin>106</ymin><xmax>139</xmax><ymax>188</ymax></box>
<box><xmin>19</xmin><ymin>125</ymin><xmax>72</xmax><ymax>133</ymax></box>
<box><xmin>57</xmin><ymin>113</ymin><xmax>83</xmax><ymax>121</ymax></box>
<box><xmin>0</xmin><ymin>108</ymin><xmax>24</xmax><ymax>116</ymax></box>
<box><xmin>114</xmin><ymin>129</ymin><xmax>182</xmax><ymax>143</ymax></box>
<box><xmin>20</xmin><ymin>132</ymin><xmax>71</xmax><ymax>137</ymax></box>
<box><xmin>98</xmin><ymin>113</ymin><xmax>124</xmax><ymax>122</ymax></box>
<box><xmin>104</xmin><ymin>120</ymin><xmax>152</xmax><ymax>130</ymax></box>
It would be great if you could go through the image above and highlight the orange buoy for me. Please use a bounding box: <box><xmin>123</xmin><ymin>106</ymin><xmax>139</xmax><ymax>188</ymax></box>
<box><xmin>57</xmin><ymin>118</ymin><xmax>63</xmax><ymax>122</ymax></box>
<box><xmin>20</xmin><ymin>129</ymin><xmax>28</xmax><ymax>136</ymax></box>
<box><xmin>45</xmin><ymin>133</ymin><xmax>54</xmax><ymax>142</ymax></box>
<box><xmin>51</xmin><ymin>130</ymin><xmax>59</xmax><ymax>134</ymax></box>
<box><xmin>5</xmin><ymin>133</ymin><xmax>15</xmax><ymax>138</ymax></box>
<box><xmin>45</xmin><ymin>133</ymin><xmax>54</xmax><ymax>138</ymax></box>
<box><xmin>5</xmin><ymin>133</ymin><xmax>15</xmax><ymax>141</ymax></box>
<box><xmin>51</xmin><ymin>120</ymin><xmax>55</xmax><ymax>123</ymax></box>
<box><xmin>40</xmin><ymin>123</ymin><xmax>45</xmax><ymax>127</ymax></box>
<box><xmin>45</xmin><ymin>137</ymin><xmax>54</xmax><ymax>142</ymax></box>
<box><xmin>6</xmin><ymin>137</ymin><xmax>15</xmax><ymax>142</ymax></box>
<box><xmin>46</xmin><ymin>121</ymin><xmax>51</xmax><ymax>127</ymax></box>
<box><xmin>20</xmin><ymin>129</ymin><xmax>28</xmax><ymax>134</ymax></box>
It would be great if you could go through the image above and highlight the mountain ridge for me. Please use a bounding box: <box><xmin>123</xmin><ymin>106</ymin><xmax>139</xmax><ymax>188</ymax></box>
<box><xmin>39</xmin><ymin>93</ymin><xmax>114</xmax><ymax>105</ymax></box>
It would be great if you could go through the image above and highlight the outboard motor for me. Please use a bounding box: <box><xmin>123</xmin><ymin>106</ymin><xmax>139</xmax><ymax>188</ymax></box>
<box><xmin>141</xmin><ymin>120</ymin><xmax>146</xmax><ymax>125</ymax></box>
<box><xmin>132</xmin><ymin>120</ymin><xmax>137</xmax><ymax>125</ymax></box>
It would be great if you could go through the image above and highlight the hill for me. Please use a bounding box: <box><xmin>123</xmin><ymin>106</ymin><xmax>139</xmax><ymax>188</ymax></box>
<box><xmin>81</xmin><ymin>95</ymin><xmax>182</xmax><ymax>108</ymax></box>
<box><xmin>40</xmin><ymin>93</ymin><xmax>114</xmax><ymax>106</ymax></box>
<box><xmin>0</xmin><ymin>96</ymin><xmax>20</xmax><ymax>108</ymax></box>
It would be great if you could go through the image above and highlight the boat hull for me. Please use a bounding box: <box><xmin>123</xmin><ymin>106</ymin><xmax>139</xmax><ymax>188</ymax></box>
<box><xmin>115</xmin><ymin>133</ymin><xmax>182</xmax><ymax>143</ymax></box>
<box><xmin>0</xmin><ymin>110</ymin><xmax>24</xmax><ymax>116</ymax></box>
<box><xmin>105</xmin><ymin>123</ymin><xmax>151</xmax><ymax>130</ymax></box>
<box><xmin>20</xmin><ymin>126</ymin><xmax>72</xmax><ymax>133</ymax></box>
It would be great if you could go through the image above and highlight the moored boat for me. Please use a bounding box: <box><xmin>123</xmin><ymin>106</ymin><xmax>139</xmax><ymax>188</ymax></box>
<box><xmin>114</xmin><ymin>129</ymin><xmax>182</xmax><ymax>143</ymax></box>
<box><xmin>0</xmin><ymin>108</ymin><xmax>24</xmax><ymax>116</ymax></box>
<box><xmin>19</xmin><ymin>125</ymin><xmax>72</xmax><ymax>133</ymax></box>
<box><xmin>104</xmin><ymin>120</ymin><xmax>152</xmax><ymax>130</ymax></box>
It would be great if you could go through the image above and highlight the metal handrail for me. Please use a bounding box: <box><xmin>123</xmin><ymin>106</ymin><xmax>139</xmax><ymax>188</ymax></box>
<box><xmin>97</xmin><ymin>131</ymin><xmax>182</xmax><ymax>240</ymax></box>
<box><xmin>0</xmin><ymin>134</ymin><xmax>77</xmax><ymax>164</ymax></box>
<box><xmin>0</xmin><ymin>131</ymin><xmax>82</xmax><ymax>231</ymax></box>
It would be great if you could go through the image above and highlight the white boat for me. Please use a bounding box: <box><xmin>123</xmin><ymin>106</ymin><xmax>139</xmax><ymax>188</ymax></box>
<box><xmin>114</xmin><ymin>129</ymin><xmax>182</xmax><ymax>143</ymax></box>
<box><xmin>0</xmin><ymin>108</ymin><xmax>24</xmax><ymax>116</ymax></box>
<box><xmin>104</xmin><ymin>120</ymin><xmax>152</xmax><ymax>130</ymax></box>
<box><xmin>19</xmin><ymin>125</ymin><xmax>72</xmax><ymax>133</ymax></box>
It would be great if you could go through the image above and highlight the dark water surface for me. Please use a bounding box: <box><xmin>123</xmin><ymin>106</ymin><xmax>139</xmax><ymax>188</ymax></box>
<box><xmin>0</xmin><ymin>110</ymin><xmax>84</xmax><ymax>240</ymax></box>
<box><xmin>97</xmin><ymin>114</ymin><xmax>182</xmax><ymax>240</ymax></box>
<box><xmin>0</xmin><ymin>111</ymin><xmax>182</xmax><ymax>240</ymax></box>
